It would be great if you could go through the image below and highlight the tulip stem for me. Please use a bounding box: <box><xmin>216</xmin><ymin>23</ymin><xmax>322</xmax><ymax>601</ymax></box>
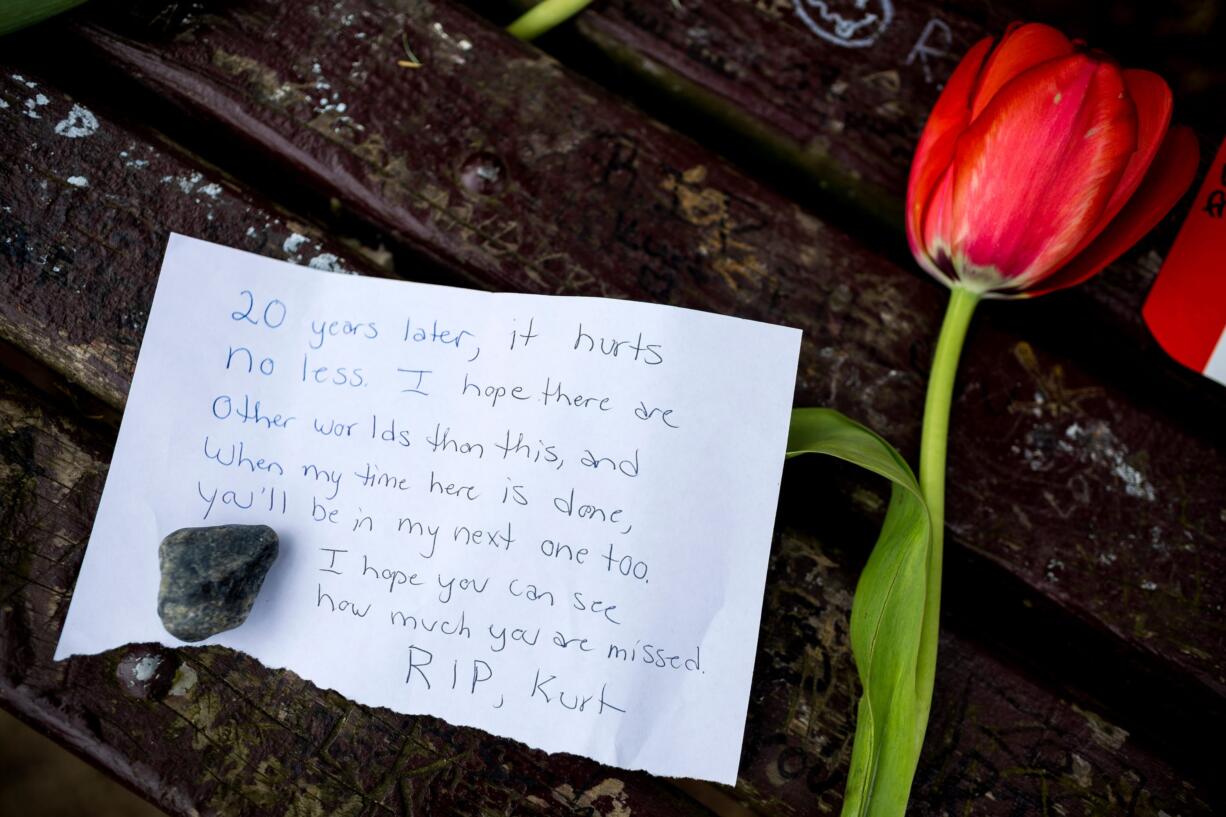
<box><xmin>915</xmin><ymin>286</ymin><xmax>978</xmax><ymax>730</ymax></box>
<box><xmin>507</xmin><ymin>0</ymin><xmax>594</xmax><ymax>40</ymax></box>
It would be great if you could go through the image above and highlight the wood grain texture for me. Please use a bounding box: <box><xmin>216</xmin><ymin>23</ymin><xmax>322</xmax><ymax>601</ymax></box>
<box><xmin>0</xmin><ymin>421</ymin><xmax>709</xmax><ymax>817</ymax></box>
<box><xmin>0</xmin><ymin>374</ymin><xmax>1215</xmax><ymax>816</ymax></box>
<box><xmin>0</xmin><ymin>3</ymin><xmax>1223</xmax><ymax>813</ymax></box>
<box><xmin>474</xmin><ymin>0</ymin><xmax>1226</xmax><ymax>711</ymax></box>
<box><xmin>1</xmin><ymin>50</ymin><xmax>1220</xmax><ymax>814</ymax></box>
<box><xmin>0</xmin><ymin>68</ymin><xmax>371</xmax><ymax>410</ymax></box>
<box><xmin>0</xmin><ymin>65</ymin><xmax>711</xmax><ymax>817</ymax></box>
<box><xmin>553</xmin><ymin>3</ymin><xmax>1223</xmax><ymax>191</ymax></box>
<box><xmin>547</xmin><ymin>0</ymin><xmax>1224</xmax><ymax>297</ymax></box>
<box><xmin>51</xmin><ymin>0</ymin><xmax>1226</xmax><ymax>717</ymax></box>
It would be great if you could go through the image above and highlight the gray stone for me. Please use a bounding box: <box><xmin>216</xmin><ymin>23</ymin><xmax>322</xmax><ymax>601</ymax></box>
<box><xmin>157</xmin><ymin>524</ymin><xmax>279</xmax><ymax>642</ymax></box>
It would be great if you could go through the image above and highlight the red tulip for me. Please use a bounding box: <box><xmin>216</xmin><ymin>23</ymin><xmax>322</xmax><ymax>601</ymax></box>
<box><xmin>906</xmin><ymin>22</ymin><xmax>1199</xmax><ymax>298</ymax></box>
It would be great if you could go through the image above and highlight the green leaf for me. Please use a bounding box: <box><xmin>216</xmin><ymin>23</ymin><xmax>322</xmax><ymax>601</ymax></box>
<box><xmin>0</xmin><ymin>0</ymin><xmax>87</xmax><ymax>37</ymax></box>
<box><xmin>786</xmin><ymin>408</ymin><xmax>935</xmax><ymax>817</ymax></box>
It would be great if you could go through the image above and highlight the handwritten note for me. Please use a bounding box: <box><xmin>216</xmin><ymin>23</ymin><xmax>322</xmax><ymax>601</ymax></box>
<box><xmin>55</xmin><ymin>234</ymin><xmax>802</xmax><ymax>783</ymax></box>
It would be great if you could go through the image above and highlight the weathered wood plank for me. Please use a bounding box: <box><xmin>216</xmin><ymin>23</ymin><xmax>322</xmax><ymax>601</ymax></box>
<box><xmin>756</xmin><ymin>530</ymin><xmax>1219</xmax><ymax>816</ymax></box>
<box><xmin>0</xmin><ymin>391</ymin><xmax>713</xmax><ymax>817</ymax></box>
<box><xmin>0</xmin><ymin>66</ymin><xmax>715</xmax><ymax>817</ymax></box>
<box><xmin>44</xmin><ymin>0</ymin><xmax>1226</xmax><ymax>723</ymax></box>
<box><xmin>540</xmin><ymin>0</ymin><xmax>1226</xmax><ymax>216</ymax></box>
<box><xmin>470</xmin><ymin>0</ymin><xmax>1226</xmax><ymax>439</ymax></box>
<box><xmin>1</xmin><ymin>24</ymin><xmax>1224</xmax><ymax>812</ymax></box>
<box><xmin>0</xmin><ymin>68</ymin><xmax>374</xmax><ymax>409</ymax></box>
<box><xmin>502</xmin><ymin>0</ymin><xmax>1225</xmax><ymax>328</ymax></box>
<box><xmin>0</xmin><ymin>372</ymin><xmax>1216</xmax><ymax>815</ymax></box>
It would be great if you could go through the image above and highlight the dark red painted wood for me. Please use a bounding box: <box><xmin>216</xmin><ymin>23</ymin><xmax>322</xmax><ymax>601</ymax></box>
<box><xmin>53</xmin><ymin>0</ymin><xmax>1226</xmax><ymax>718</ymax></box>
<box><xmin>0</xmin><ymin>64</ymin><xmax>711</xmax><ymax>817</ymax></box>
<box><xmin>0</xmin><ymin>377</ymin><xmax>1215</xmax><ymax>817</ymax></box>
<box><xmin>0</xmin><ymin>1</ymin><xmax>1223</xmax><ymax>813</ymax></box>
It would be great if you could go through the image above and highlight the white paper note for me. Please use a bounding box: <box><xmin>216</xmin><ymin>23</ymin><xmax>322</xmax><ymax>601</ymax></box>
<box><xmin>55</xmin><ymin>233</ymin><xmax>802</xmax><ymax>783</ymax></box>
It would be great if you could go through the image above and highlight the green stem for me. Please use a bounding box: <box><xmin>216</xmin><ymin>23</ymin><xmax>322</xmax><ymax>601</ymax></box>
<box><xmin>914</xmin><ymin>286</ymin><xmax>978</xmax><ymax>736</ymax></box>
<box><xmin>506</xmin><ymin>0</ymin><xmax>594</xmax><ymax>40</ymax></box>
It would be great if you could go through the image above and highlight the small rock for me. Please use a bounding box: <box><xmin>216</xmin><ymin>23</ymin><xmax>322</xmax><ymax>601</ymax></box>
<box><xmin>157</xmin><ymin>524</ymin><xmax>279</xmax><ymax>642</ymax></box>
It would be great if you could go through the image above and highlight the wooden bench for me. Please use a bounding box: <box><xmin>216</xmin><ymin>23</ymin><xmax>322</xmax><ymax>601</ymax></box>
<box><xmin>1</xmin><ymin>1</ymin><xmax>1222</xmax><ymax>814</ymax></box>
<box><xmin>471</xmin><ymin>0</ymin><xmax>1226</xmax><ymax>711</ymax></box>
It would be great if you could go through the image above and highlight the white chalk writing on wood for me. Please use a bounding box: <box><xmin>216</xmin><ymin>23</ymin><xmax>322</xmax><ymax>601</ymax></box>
<box><xmin>794</xmin><ymin>0</ymin><xmax>895</xmax><ymax>48</ymax></box>
<box><xmin>906</xmin><ymin>18</ymin><xmax>955</xmax><ymax>85</ymax></box>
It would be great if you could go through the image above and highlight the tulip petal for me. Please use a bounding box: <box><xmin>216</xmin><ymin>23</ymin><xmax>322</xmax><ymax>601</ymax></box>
<box><xmin>1089</xmin><ymin>69</ymin><xmax>1173</xmax><ymax>235</ymax></box>
<box><xmin>969</xmin><ymin>22</ymin><xmax>1074</xmax><ymax>118</ymax></box>
<box><xmin>1043</xmin><ymin>70</ymin><xmax>1172</xmax><ymax>276</ymax></box>
<box><xmin>906</xmin><ymin>35</ymin><xmax>994</xmax><ymax>277</ymax></box>
<box><xmin>1025</xmin><ymin>125</ymin><xmax>1199</xmax><ymax>297</ymax></box>
<box><xmin>920</xmin><ymin>164</ymin><xmax>958</xmax><ymax>285</ymax></box>
<box><xmin>948</xmin><ymin>54</ymin><xmax>1137</xmax><ymax>290</ymax></box>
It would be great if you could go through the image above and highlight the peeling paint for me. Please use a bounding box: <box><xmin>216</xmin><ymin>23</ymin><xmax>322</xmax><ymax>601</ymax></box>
<box><xmin>306</xmin><ymin>253</ymin><xmax>348</xmax><ymax>272</ymax></box>
<box><xmin>1073</xmin><ymin>705</ymin><xmax>1129</xmax><ymax>750</ymax></box>
<box><xmin>1065</xmin><ymin>421</ymin><xmax>1156</xmax><ymax>501</ymax></box>
<box><xmin>430</xmin><ymin>21</ymin><xmax>472</xmax><ymax>64</ymax></box>
<box><xmin>554</xmin><ymin>778</ymin><xmax>631</xmax><ymax>817</ymax></box>
<box><xmin>169</xmin><ymin>663</ymin><xmax>198</xmax><ymax>697</ymax></box>
<box><xmin>283</xmin><ymin>232</ymin><xmax>309</xmax><ymax>255</ymax></box>
<box><xmin>1070</xmin><ymin>753</ymin><xmax>1092</xmax><ymax>789</ymax></box>
<box><xmin>133</xmin><ymin>654</ymin><xmax>163</xmax><ymax>681</ymax></box>
<box><xmin>24</xmin><ymin>95</ymin><xmax>48</xmax><ymax>119</ymax></box>
<box><xmin>54</xmin><ymin>104</ymin><xmax>99</xmax><ymax>138</ymax></box>
<box><xmin>660</xmin><ymin>165</ymin><xmax>770</xmax><ymax>292</ymax></box>
<box><xmin>177</xmin><ymin>172</ymin><xmax>203</xmax><ymax>193</ymax></box>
